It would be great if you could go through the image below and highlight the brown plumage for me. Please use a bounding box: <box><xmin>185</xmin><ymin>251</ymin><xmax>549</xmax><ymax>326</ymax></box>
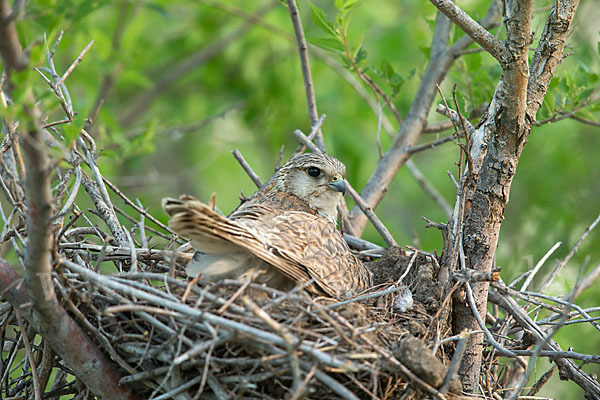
<box><xmin>162</xmin><ymin>153</ymin><xmax>372</xmax><ymax>298</ymax></box>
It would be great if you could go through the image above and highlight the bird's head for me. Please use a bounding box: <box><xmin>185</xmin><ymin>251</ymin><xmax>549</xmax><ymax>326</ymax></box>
<box><xmin>273</xmin><ymin>153</ymin><xmax>346</xmax><ymax>224</ymax></box>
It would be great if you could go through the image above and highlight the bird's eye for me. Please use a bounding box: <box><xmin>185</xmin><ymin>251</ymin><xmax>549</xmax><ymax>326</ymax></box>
<box><xmin>307</xmin><ymin>167</ymin><xmax>322</xmax><ymax>177</ymax></box>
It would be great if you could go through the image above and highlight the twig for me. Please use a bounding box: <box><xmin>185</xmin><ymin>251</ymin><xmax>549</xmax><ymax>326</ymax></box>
<box><xmin>232</xmin><ymin>149</ymin><xmax>262</xmax><ymax>187</ymax></box>
<box><xmin>405</xmin><ymin>133</ymin><xmax>461</xmax><ymax>155</ymax></box>
<box><xmin>507</xmin><ymin>282</ymin><xmax>578</xmax><ymax>400</ymax></box>
<box><xmin>298</xmin><ymin>361</ymin><xmax>360</xmax><ymax>400</ymax></box>
<box><xmin>464</xmin><ymin>282</ymin><xmax>515</xmax><ymax>357</ymax></box>
<box><xmin>55</xmin><ymin>40</ymin><xmax>94</xmax><ymax>88</ymax></box>
<box><xmin>406</xmin><ymin>160</ymin><xmax>452</xmax><ymax>218</ymax></box>
<box><xmin>243</xmin><ymin>296</ymin><xmax>301</xmax><ymax>394</ymax></box>
<box><xmin>526</xmin><ymin>365</ymin><xmax>557</xmax><ymax>396</ymax></box>
<box><xmin>343</xmin><ymin>233</ymin><xmax>384</xmax><ymax>252</ymax></box>
<box><xmin>102</xmin><ymin>176</ymin><xmax>172</xmax><ymax>234</ymax></box>
<box><xmin>539</xmin><ymin>212</ymin><xmax>600</xmax><ymax>293</ymax></box>
<box><xmin>15</xmin><ymin>310</ymin><xmax>42</xmax><ymax>400</ymax></box>
<box><xmin>488</xmin><ymin>289</ymin><xmax>600</xmax><ymax>398</ymax></box>
<box><xmin>325</xmin><ymin>285</ymin><xmax>405</xmax><ymax>310</ymax></box>
<box><xmin>428</xmin><ymin>0</ymin><xmax>506</xmax><ymax>64</ymax></box>
<box><xmin>60</xmin><ymin>258</ymin><xmax>359</xmax><ymax>372</ymax></box>
<box><xmin>0</xmin><ymin>260</ymin><xmax>140</xmax><ymax>400</ymax></box>
<box><xmin>439</xmin><ymin>329</ymin><xmax>467</xmax><ymax>395</ymax></box>
<box><xmin>396</xmin><ymin>250</ymin><xmax>418</xmax><ymax>284</ymax></box>
<box><xmin>285</xmin><ymin>0</ymin><xmax>324</xmax><ymax>152</ymax></box>
<box><xmin>294</xmin><ymin>114</ymin><xmax>326</xmax><ymax>156</ymax></box>
<box><xmin>520</xmin><ymin>241</ymin><xmax>561</xmax><ymax>292</ymax></box>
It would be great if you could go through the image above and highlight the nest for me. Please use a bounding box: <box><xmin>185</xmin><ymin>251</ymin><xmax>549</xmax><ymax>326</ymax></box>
<box><xmin>52</xmin><ymin>243</ymin><xmax>457</xmax><ymax>399</ymax></box>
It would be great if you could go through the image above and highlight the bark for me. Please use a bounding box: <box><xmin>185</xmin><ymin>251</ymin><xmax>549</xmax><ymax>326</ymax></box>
<box><xmin>430</xmin><ymin>0</ymin><xmax>581</xmax><ymax>393</ymax></box>
<box><xmin>0</xmin><ymin>0</ymin><xmax>27</xmax><ymax>71</ymax></box>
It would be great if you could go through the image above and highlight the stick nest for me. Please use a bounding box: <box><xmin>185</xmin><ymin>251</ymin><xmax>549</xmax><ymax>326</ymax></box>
<box><xmin>54</xmin><ymin>240</ymin><xmax>458</xmax><ymax>399</ymax></box>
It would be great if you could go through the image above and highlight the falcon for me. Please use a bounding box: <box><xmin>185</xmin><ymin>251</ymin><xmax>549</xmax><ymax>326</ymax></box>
<box><xmin>162</xmin><ymin>153</ymin><xmax>372</xmax><ymax>298</ymax></box>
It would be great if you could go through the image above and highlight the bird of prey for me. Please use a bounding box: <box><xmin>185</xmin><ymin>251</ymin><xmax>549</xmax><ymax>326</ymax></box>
<box><xmin>162</xmin><ymin>153</ymin><xmax>372</xmax><ymax>298</ymax></box>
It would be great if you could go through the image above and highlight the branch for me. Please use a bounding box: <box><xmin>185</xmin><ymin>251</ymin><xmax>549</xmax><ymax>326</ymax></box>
<box><xmin>232</xmin><ymin>148</ymin><xmax>262</xmax><ymax>187</ymax></box>
<box><xmin>0</xmin><ymin>0</ymin><xmax>27</xmax><ymax>71</ymax></box>
<box><xmin>428</xmin><ymin>0</ymin><xmax>506</xmax><ymax>64</ymax></box>
<box><xmin>489</xmin><ymin>289</ymin><xmax>600</xmax><ymax>398</ymax></box>
<box><xmin>347</xmin><ymin>8</ymin><xmax>453</xmax><ymax>233</ymax></box>
<box><xmin>527</xmin><ymin>0</ymin><xmax>581</xmax><ymax>120</ymax></box>
<box><xmin>285</xmin><ymin>0</ymin><xmax>325</xmax><ymax>152</ymax></box>
<box><xmin>405</xmin><ymin>160</ymin><xmax>452</xmax><ymax>218</ymax></box>
<box><xmin>348</xmin><ymin>0</ymin><xmax>502</xmax><ymax>234</ymax></box>
<box><xmin>21</xmin><ymin>105</ymin><xmax>56</xmax><ymax>312</ymax></box>
<box><xmin>0</xmin><ymin>259</ymin><xmax>139</xmax><ymax>400</ymax></box>
<box><xmin>539</xmin><ymin>212</ymin><xmax>600</xmax><ymax>293</ymax></box>
<box><xmin>60</xmin><ymin>258</ymin><xmax>359</xmax><ymax>373</ymax></box>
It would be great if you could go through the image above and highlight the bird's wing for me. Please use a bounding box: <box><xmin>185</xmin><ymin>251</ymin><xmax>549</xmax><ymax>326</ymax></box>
<box><xmin>255</xmin><ymin>213</ymin><xmax>372</xmax><ymax>298</ymax></box>
<box><xmin>164</xmin><ymin>194</ymin><xmax>371</xmax><ymax>298</ymax></box>
<box><xmin>162</xmin><ymin>195</ymin><xmax>319</xmax><ymax>292</ymax></box>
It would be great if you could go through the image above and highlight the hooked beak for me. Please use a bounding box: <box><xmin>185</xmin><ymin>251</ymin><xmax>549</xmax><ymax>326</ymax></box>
<box><xmin>328</xmin><ymin>177</ymin><xmax>346</xmax><ymax>195</ymax></box>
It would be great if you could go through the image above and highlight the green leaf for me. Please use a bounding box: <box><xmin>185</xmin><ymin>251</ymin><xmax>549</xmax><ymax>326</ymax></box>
<box><xmin>335</xmin><ymin>0</ymin><xmax>358</xmax><ymax>12</ymax></box>
<box><xmin>340</xmin><ymin>55</ymin><xmax>353</xmax><ymax>69</ymax></box>
<box><xmin>307</xmin><ymin>37</ymin><xmax>345</xmax><ymax>52</ymax></box>
<box><xmin>309</xmin><ymin>2</ymin><xmax>337</xmax><ymax>37</ymax></box>
<box><xmin>380</xmin><ymin>59</ymin><xmax>394</xmax><ymax>80</ymax></box>
<box><xmin>597</xmin><ymin>40</ymin><xmax>600</xmax><ymax>56</ymax></box>
<box><xmin>390</xmin><ymin>73</ymin><xmax>407</xmax><ymax>94</ymax></box>
<box><xmin>342</xmin><ymin>0</ymin><xmax>358</xmax><ymax>11</ymax></box>
<box><xmin>454</xmin><ymin>91</ymin><xmax>468</xmax><ymax>115</ymax></box>
<box><xmin>354</xmin><ymin>47</ymin><xmax>367</xmax><ymax>66</ymax></box>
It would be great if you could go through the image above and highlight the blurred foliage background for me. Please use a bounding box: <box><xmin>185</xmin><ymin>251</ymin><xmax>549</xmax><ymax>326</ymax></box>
<box><xmin>9</xmin><ymin>0</ymin><xmax>600</xmax><ymax>397</ymax></box>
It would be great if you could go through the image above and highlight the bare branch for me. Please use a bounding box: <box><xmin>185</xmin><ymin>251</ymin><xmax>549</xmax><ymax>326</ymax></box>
<box><xmin>429</xmin><ymin>0</ymin><xmax>506</xmax><ymax>64</ymax></box>
<box><xmin>0</xmin><ymin>259</ymin><xmax>140</xmax><ymax>399</ymax></box>
<box><xmin>232</xmin><ymin>149</ymin><xmax>262</xmax><ymax>187</ymax></box>
<box><xmin>405</xmin><ymin>160</ymin><xmax>453</xmax><ymax>218</ymax></box>
<box><xmin>55</xmin><ymin>40</ymin><xmax>94</xmax><ymax>88</ymax></box>
<box><xmin>527</xmin><ymin>0</ymin><xmax>582</xmax><ymax>120</ymax></box>
<box><xmin>0</xmin><ymin>0</ymin><xmax>27</xmax><ymax>71</ymax></box>
<box><xmin>539</xmin><ymin>212</ymin><xmax>600</xmax><ymax>293</ymax></box>
<box><xmin>285</xmin><ymin>0</ymin><xmax>325</xmax><ymax>152</ymax></box>
<box><xmin>348</xmin><ymin>0</ymin><xmax>502</xmax><ymax>234</ymax></box>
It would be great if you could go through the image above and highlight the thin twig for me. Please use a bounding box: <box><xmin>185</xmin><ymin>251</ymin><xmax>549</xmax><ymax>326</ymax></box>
<box><xmin>232</xmin><ymin>149</ymin><xmax>262</xmax><ymax>187</ymax></box>
<box><xmin>15</xmin><ymin>310</ymin><xmax>42</xmax><ymax>400</ymax></box>
<box><xmin>243</xmin><ymin>296</ymin><xmax>302</xmax><ymax>394</ymax></box>
<box><xmin>285</xmin><ymin>0</ymin><xmax>324</xmax><ymax>151</ymax></box>
<box><xmin>55</xmin><ymin>40</ymin><xmax>94</xmax><ymax>88</ymax></box>
<box><xmin>539</xmin><ymin>212</ymin><xmax>600</xmax><ymax>293</ymax></box>
<box><xmin>464</xmin><ymin>282</ymin><xmax>515</xmax><ymax>357</ymax></box>
<box><xmin>439</xmin><ymin>329</ymin><xmax>467</xmax><ymax>395</ymax></box>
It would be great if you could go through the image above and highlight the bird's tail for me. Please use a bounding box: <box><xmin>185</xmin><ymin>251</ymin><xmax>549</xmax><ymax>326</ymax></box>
<box><xmin>162</xmin><ymin>195</ymin><xmax>253</xmax><ymax>278</ymax></box>
<box><xmin>163</xmin><ymin>195</ymin><xmax>314</xmax><ymax>289</ymax></box>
